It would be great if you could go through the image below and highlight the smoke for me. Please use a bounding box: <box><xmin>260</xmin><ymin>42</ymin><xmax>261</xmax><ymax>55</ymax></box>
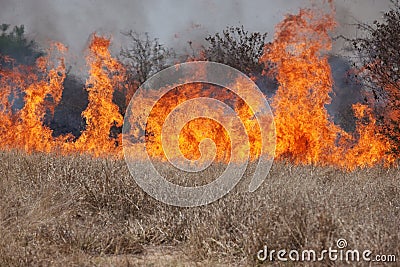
<box><xmin>0</xmin><ymin>0</ymin><xmax>394</xmax><ymax>144</ymax></box>
<box><xmin>327</xmin><ymin>55</ymin><xmax>363</xmax><ymax>132</ymax></box>
<box><xmin>0</xmin><ymin>0</ymin><xmax>392</xmax><ymax>123</ymax></box>
<box><xmin>0</xmin><ymin>0</ymin><xmax>149</xmax><ymax>53</ymax></box>
<box><xmin>1</xmin><ymin>0</ymin><xmax>392</xmax><ymax>127</ymax></box>
<box><xmin>0</xmin><ymin>0</ymin><xmax>392</xmax><ymax>59</ymax></box>
<box><xmin>333</xmin><ymin>0</ymin><xmax>392</xmax><ymax>54</ymax></box>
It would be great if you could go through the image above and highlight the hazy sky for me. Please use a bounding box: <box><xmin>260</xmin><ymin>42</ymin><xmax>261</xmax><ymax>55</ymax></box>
<box><xmin>0</xmin><ymin>0</ymin><xmax>392</xmax><ymax>62</ymax></box>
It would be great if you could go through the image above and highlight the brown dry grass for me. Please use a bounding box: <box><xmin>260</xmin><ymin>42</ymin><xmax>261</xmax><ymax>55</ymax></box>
<box><xmin>0</xmin><ymin>150</ymin><xmax>399</xmax><ymax>266</ymax></box>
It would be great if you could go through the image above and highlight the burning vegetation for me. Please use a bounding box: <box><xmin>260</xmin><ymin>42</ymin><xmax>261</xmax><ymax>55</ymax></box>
<box><xmin>0</xmin><ymin>4</ymin><xmax>399</xmax><ymax>170</ymax></box>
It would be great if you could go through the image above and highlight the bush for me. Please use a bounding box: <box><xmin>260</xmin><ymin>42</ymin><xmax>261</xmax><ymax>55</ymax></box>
<box><xmin>203</xmin><ymin>26</ymin><xmax>268</xmax><ymax>76</ymax></box>
<box><xmin>0</xmin><ymin>24</ymin><xmax>42</xmax><ymax>65</ymax></box>
<box><xmin>351</xmin><ymin>1</ymin><xmax>400</xmax><ymax>153</ymax></box>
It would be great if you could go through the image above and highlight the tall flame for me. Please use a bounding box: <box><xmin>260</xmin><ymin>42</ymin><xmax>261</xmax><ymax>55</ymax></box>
<box><xmin>261</xmin><ymin>6</ymin><xmax>393</xmax><ymax>170</ymax></box>
<box><xmin>262</xmin><ymin>8</ymin><xmax>340</xmax><ymax>165</ymax></box>
<box><xmin>69</xmin><ymin>35</ymin><xmax>124</xmax><ymax>157</ymax></box>
<box><xmin>0</xmin><ymin>43</ymin><xmax>67</xmax><ymax>153</ymax></box>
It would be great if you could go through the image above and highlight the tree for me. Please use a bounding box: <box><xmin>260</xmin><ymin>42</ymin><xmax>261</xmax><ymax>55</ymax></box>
<box><xmin>351</xmin><ymin>0</ymin><xmax>400</xmax><ymax>152</ymax></box>
<box><xmin>0</xmin><ymin>24</ymin><xmax>43</xmax><ymax>65</ymax></box>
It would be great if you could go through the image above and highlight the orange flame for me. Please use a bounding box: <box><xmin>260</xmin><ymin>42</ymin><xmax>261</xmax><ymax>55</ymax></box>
<box><xmin>141</xmin><ymin>82</ymin><xmax>263</xmax><ymax>163</ymax></box>
<box><xmin>262</xmin><ymin>8</ymin><xmax>340</xmax><ymax>165</ymax></box>
<box><xmin>0</xmin><ymin>5</ymin><xmax>396</xmax><ymax>170</ymax></box>
<box><xmin>261</xmin><ymin>6</ymin><xmax>393</xmax><ymax>170</ymax></box>
<box><xmin>0</xmin><ymin>43</ymin><xmax>67</xmax><ymax>153</ymax></box>
<box><xmin>69</xmin><ymin>35</ymin><xmax>124</xmax><ymax>157</ymax></box>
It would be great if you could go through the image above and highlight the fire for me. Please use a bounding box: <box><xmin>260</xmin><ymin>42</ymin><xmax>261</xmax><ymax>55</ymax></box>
<box><xmin>261</xmin><ymin>6</ymin><xmax>394</xmax><ymax>170</ymax></box>
<box><xmin>341</xmin><ymin>103</ymin><xmax>393</xmax><ymax>168</ymax></box>
<box><xmin>0</xmin><ymin>43</ymin><xmax>68</xmax><ymax>153</ymax></box>
<box><xmin>0</xmin><ymin>36</ymin><xmax>124</xmax><ymax>157</ymax></box>
<box><xmin>142</xmin><ymin>82</ymin><xmax>263</xmax><ymax>163</ymax></box>
<box><xmin>0</xmin><ymin>4</ymin><xmax>396</xmax><ymax>170</ymax></box>
<box><xmin>68</xmin><ymin>35</ymin><xmax>124</xmax><ymax>157</ymax></box>
<box><xmin>262</xmin><ymin>8</ymin><xmax>341</xmax><ymax>165</ymax></box>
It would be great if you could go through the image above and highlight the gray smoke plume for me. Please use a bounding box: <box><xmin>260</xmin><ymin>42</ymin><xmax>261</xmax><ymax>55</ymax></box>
<box><xmin>0</xmin><ymin>0</ymin><xmax>392</xmax><ymax>59</ymax></box>
<box><xmin>0</xmin><ymin>0</ymin><xmax>393</xmax><ymax>134</ymax></box>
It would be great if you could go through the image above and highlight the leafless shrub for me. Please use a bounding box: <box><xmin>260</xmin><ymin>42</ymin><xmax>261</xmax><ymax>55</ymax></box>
<box><xmin>350</xmin><ymin>0</ymin><xmax>400</xmax><ymax>152</ymax></box>
<box><xmin>120</xmin><ymin>31</ymin><xmax>174</xmax><ymax>85</ymax></box>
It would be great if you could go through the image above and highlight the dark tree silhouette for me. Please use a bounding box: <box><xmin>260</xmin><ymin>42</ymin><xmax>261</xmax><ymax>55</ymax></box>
<box><xmin>0</xmin><ymin>24</ymin><xmax>43</xmax><ymax>65</ymax></box>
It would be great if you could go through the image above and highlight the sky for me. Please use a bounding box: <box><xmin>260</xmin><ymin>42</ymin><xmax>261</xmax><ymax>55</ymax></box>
<box><xmin>0</xmin><ymin>0</ymin><xmax>392</xmax><ymax>65</ymax></box>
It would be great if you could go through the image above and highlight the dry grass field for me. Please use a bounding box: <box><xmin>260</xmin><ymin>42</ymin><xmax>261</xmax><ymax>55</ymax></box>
<box><xmin>0</xmin><ymin>150</ymin><xmax>399</xmax><ymax>266</ymax></box>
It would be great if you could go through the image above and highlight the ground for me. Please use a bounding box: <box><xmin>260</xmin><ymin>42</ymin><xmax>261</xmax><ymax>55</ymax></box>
<box><xmin>0</xmin><ymin>150</ymin><xmax>399</xmax><ymax>266</ymax></box>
